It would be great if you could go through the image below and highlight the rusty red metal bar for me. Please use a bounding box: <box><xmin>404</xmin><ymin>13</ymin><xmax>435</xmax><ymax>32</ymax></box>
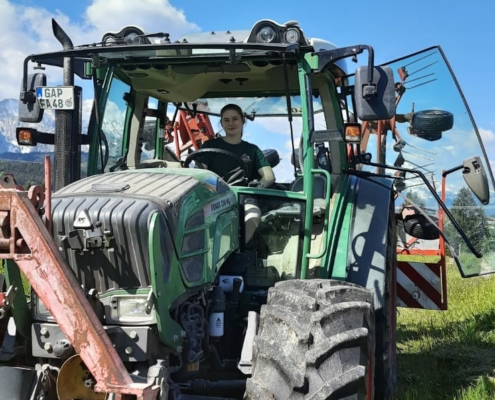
<box><xmin>0</xmin><ymin>189</ymin><xmax>159</xmax><ymax>400</ymax></box>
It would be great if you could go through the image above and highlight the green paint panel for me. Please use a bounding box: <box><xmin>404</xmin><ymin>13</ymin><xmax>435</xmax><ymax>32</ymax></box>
<box><xmin>4</xmin><ymin>260</ymin><xmax>31</xmax><ymax>339</ymax></box>
<box><xmin>319</xmin><ymin>175</ymin><xmax>356</xmax><ymax>280</ymax></box>
<box><xmin>148</xmin><ymin>212</ymin><xmax>184</xmax><ymax>348</ymax></box>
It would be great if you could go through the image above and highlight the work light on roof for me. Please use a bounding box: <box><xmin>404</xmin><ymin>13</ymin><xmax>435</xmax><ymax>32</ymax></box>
<box><xmin>101</xmin><ymin>26</ymin><xmax>149</xmax><ymax>46</ymax></box>
<box><xmin>103</xmin><ymin>35</ymin><xmax>117</xmax><ymax>45</ymax></box>
<box><xmin>125</xmin><ymin>32</ymin><xmax>141</xmax><ymax>45</ymax></box>
<box><xmin>247</xmin><ymin>20</ymin><xmax>306</xmax><ymax>45</ymax></box>
<box><xmin>257</xmin><ymin>25</ymin><xmax>277</xmax><ymax>43</ymax></box>
<box><xmin>284</xmin><ymin>28</ymin><xmax>301</xmax><ymax>44</ymax></box>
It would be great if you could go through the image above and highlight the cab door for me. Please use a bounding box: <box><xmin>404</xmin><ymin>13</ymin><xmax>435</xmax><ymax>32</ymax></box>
<box><xmin>362</xmin><ymin>47</ymin><xmax>495</xmax><ymax>309</ymax></box>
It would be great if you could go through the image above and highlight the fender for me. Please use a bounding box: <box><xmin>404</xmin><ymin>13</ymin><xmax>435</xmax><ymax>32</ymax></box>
<box><xmin>346</xmin><ymin>176</ymin><xmax>394</xmax><ymax>311</ymax></box>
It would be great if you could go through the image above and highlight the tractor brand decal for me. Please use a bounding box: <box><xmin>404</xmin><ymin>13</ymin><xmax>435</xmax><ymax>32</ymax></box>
<box><xmin>204</xmin><ymin>193</ymin><xmax>236</xmax><ymax>218</ymax></box>
<box><xmin>397</xmin><ymin>260</ymin><xmax>446</xmax><ymax>310</ymax></box>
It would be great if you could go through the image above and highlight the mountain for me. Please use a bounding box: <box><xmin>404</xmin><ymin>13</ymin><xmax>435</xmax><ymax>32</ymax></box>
<box><xmin>0</xmin><ymin>98</ymin><xmax>92</xmax><ymax>154</ymax></box>
<box><xmin>0</xmin><ymin>98</ymin><xmax>91</xmax><ymax>186</ymax></box>
<box><xmin>0</xmin><ymin>98</ymin><xmax>57</xmax><ymax>154</ymax></box>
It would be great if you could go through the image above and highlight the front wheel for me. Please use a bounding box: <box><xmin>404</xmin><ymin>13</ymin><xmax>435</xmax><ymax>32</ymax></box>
<box><xmin>245</xmin><ymin>280</ymin><xmax>375</xmax><ymax>399</ymax></box>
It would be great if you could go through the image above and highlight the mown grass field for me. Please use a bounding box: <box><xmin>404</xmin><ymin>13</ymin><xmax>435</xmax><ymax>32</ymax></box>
<box><xmin>397</xmin><ymin>261</ymin><xmax>495</xmax><ymax>399</ymax></box>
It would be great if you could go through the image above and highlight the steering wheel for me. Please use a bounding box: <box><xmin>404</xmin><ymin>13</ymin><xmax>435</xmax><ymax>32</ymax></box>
<box><xmin>184</xmin><ymin>148</ymin><xmax>249</xmax><ymax>185</ymax></box>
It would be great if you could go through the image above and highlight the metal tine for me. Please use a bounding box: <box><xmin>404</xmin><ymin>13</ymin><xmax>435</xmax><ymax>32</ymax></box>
<box><xmin>401</xmin><ymin>149</ymin><xmax>434</xmax><ymax>161</ymax></box>
<box><xmin>402</xmin><ymin>140</ymin><xmax>436</xmax><ymax>155</ymax></box>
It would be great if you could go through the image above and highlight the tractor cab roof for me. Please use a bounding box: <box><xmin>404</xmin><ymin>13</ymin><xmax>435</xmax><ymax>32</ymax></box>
<box><xmin>24</xmin><ymin>19</ymin><xmax>348</xmax><ymax>106</ymax></box>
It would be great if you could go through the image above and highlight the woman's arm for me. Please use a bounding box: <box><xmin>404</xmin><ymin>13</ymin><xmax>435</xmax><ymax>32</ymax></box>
<box><xmin>257</xmin><ymin>165</ymin><xmax>275</xmax><ymax>188</ymax></box>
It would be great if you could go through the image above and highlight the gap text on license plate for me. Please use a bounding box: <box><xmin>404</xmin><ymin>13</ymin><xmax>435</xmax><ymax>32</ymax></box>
<box><xmin>35</xmin><ymin>87</ymin><xmax>75</xmax><ymax>110</ymax></box>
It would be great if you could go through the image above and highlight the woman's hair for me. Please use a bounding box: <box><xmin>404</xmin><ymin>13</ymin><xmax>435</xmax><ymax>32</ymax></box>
<box><xmin>220</xmin><ymin>103</ymin><xmax>246</xmax><ymax>137</ymax></box>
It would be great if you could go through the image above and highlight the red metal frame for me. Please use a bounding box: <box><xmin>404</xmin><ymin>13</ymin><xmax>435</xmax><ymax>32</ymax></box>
<box><xmin>168</xmin><ymin>110</ymin><xmax>215</xmax><ymax>158</ymax></box>
<box><xmin>396</xmin><ymin>198</ymin><xmax>448</xmax><ymax>310</ymax></box>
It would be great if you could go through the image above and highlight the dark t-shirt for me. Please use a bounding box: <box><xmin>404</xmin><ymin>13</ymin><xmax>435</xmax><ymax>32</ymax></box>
<box><xmin>198</xmin><ymin>138</ymin><xmax>269</xmax><ymax>182</ymax></box>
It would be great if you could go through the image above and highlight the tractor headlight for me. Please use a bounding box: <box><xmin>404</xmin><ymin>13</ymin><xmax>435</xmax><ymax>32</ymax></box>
<box><xmin>284</xmin><ymin>28</ymin><xmax>301</xmax><ymax>44</ymax></box>
<box><xmin>256</xmin><ymin>25</ymin><xmax>277</xmax><ymax>43</ymax></box>
<box><xmin>109</xmin><ymin>295</ymin><xmax>156</xmax><ymax>324</ymax></box>
<box><xmin>32</xmin><ymin>291</ymin><xmax>54</xmax><ymax>322</ymax></box>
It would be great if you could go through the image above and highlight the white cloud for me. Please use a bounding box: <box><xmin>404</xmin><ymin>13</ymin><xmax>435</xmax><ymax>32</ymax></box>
<box><xmin>478</xmin><ymin>127</ymin><xmax>495</xmax><ymax>178</ymax></box>
<box><xmin>84</xmin><ymin>0</ymin><xmax>198</xmax><ymax>41</ymax></box>
<box><xmin>250</xmin><ymin>117</ymin><xmax>303</xmax><ymax>137</ymax></box>
<box><xmin>275</xmin><ymin>138</ymin><xmax>300</xmax><ymax>183</ymax></box>
<box><xmin>0</xmin><ymin>0</ymin><xmax>198</xmax><ymax>101</ymax></box>
<box><xmin>479</xmin><ymin>127</ymin><xmax>495</xmax><ymax>143</ymax></box>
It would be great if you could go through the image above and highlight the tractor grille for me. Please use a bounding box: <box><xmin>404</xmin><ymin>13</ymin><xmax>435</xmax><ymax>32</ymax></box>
<box><xmin>50</xmin><ymin>170</ymin><xmax>199</xmax><ymax>292</ymax></box>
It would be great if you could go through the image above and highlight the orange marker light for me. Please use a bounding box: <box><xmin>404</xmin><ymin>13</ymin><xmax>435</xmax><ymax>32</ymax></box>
<box><xmin>344</xmin><ymin>123</ymin><xmax>362</xmax><ymax>143</ymax></box>
<box><xmin>17</xmin><ymin>128</ymin><xmax>34</xmax><ymax>145</ymax></box>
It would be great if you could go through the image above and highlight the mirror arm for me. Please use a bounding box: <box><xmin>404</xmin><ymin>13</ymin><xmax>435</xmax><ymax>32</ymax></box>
<box><xmin>355</xmin><ymin>160</ymin><xmax>483</xmax><ymax>258</ymax></box>
<box><xmin>315</xmin><ymin>44</ymin><xmax>374</xmax><ymax>76</ymax></box>
<box><xmin>20</xmin><ymin>57</ymin><xmax>36</xmax><ymax>103</ymax></box>
<box><xmin>363</xmin><ymin>45</ymin><xmax>375</xmax><ymax>90</ymax></box>
<box><xmin>442</xmin><ymin>164</ymin><xmax>463</xmax><ymax>177</ymax></box>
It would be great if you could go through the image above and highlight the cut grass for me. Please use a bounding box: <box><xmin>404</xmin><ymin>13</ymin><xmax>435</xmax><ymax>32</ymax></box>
<box><xmin>397</xmin><ymin>260</ymin><xmax>495</xmax><ymax>400</ymax></box>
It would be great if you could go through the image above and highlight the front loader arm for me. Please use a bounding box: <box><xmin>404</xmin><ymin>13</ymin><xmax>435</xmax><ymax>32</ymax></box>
<box><xmin>0</xmin><ymin>188</ymin><xmax>159</xmax><ymax>400</ymax></box>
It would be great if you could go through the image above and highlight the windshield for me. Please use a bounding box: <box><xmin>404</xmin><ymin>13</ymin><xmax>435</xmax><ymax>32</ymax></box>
<box><xmin>168</xmin><ymin>95</ymin><xmax>325</xmax><ymax>182</ymax></box>
<box><xmin>184</xmin><ymin>95</ymin><xmax>323</xmax><ymax>117</ymax></box>
<box><xmin>356</xmin><ymin>47</ymin><xmax>495</xmax><ymax>277</ymax></box>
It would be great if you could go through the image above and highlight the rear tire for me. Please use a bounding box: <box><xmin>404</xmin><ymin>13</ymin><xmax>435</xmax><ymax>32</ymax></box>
<box><xmin>245</xmin><ymin>280</ymin><xmax>375</xmax><ymax>399</ymax></box>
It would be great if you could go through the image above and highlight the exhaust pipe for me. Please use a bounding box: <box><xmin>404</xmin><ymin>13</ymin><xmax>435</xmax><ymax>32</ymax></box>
<box><xmin>51</xmin><ymin>19</ymin><xmax>81</xmax><ymax>190</ymax></box>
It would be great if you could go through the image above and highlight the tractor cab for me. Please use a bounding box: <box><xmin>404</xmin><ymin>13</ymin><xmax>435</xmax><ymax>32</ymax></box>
<box><xmin>2</xmin><ymin>17</ymin><xmax>494</xmax><ymax>400</ymax></box>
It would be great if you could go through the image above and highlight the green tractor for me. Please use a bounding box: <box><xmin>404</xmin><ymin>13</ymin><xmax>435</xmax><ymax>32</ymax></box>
<box><xmin>0</xmin><ymin>18</ymin><xmax>494</xmax><ymax>400</ymax></box>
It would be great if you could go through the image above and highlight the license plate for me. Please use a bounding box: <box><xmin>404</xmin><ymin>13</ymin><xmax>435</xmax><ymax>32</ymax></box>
<box><xmin>35</xmin><ymin>86</ymin><xmax>75</xmax><ymax>110</ymax></box>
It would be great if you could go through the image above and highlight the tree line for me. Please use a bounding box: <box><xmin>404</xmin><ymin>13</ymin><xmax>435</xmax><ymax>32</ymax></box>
<box><xmin>0</xmin><ymin>159</ymin><xmax>46</xmax><ymax>188</ymax></box>
<box><xmin>404</xmin><ymin>187</ymin><xmax>494</xmax><ymax>255</ymax></box>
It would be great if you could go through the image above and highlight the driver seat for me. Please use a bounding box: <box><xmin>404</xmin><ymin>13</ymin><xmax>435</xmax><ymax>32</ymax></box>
<box><xmin>290</xmin><ymin>175</ymin><xmax>328</xmax><ymax>217</ymax></box>
<box><xmin>262</xmin><ymin>149</ymin><xmax>280</xmax><ymax>168</ymax></box>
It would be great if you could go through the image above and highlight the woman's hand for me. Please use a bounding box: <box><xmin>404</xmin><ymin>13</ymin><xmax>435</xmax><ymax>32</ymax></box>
<box><xmin>258</xmin><ymin>166</ymin><xmax>275</xmax><ymax>188</ymax></box>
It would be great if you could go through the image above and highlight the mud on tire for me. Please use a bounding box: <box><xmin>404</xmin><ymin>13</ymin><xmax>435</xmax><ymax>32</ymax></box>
<box><xmin>245</xmin><ymin>280</ymin><xmax>375</xmax><ymax>399</ymax></box>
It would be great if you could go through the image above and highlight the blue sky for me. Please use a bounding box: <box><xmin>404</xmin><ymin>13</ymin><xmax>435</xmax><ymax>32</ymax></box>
<box><xmin>4</xmin><ymin>0</ymin><xmax>493</xmax><ymax>128</ymax></box>
<box><xmin>2</xmin><ymin>0</ymin><xmax>494</xmax><ymax>183</ymax></box>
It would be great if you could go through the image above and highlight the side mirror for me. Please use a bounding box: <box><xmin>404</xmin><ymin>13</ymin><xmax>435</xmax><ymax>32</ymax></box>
<box><xmin>354</xmin><ymin>66</ymin><xmax>396</xmax><ymax>121</ymax></box>
<box><xmin>463</xmin><ymin>156</ymin><xmax>490</xmax><ymax>205</ymax></box>
<box><xmin>19</xmin><ymin>73</ymin><xmax>46</xmax><ymax>123</ymax></box>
